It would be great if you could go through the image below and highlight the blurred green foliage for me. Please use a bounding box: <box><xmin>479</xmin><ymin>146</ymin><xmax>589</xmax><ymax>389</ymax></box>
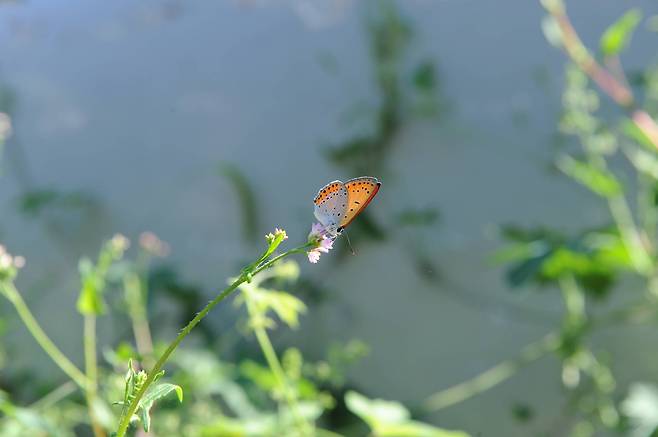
<box><xmin>345</xmin><ymin>391</ymin><xmax>468</xmax><ymax>437</ymax></box>
<box><xmin>600</xmin><ymin>9</ymin><xmax>642</xmax><ymax>58</ymax></box>
<box><xmin>326</xmin><ymin>0</ymin><xmax>442</xmax><ymax>177</ymax></box>
<box><xmin>495</xmin><ymin>225</ymin><xmax>632</xmax><ymax>298</ymax></box>
<box><xmin>17</xmin><ymin>190</ymin><xmax>97</xmax><ymax>219</ymax></box>
<box><xmin>0</xmin><ymin>232</ymin><xmax>466</xmax><ymax>436</ymax></box>
<box><xmin>220</xmin><ymin>163</ymin><xmax>260</xmax><ymax>244</ymax></box>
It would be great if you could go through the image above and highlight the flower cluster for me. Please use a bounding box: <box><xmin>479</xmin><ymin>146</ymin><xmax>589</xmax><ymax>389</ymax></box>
<box><xmin>0</xmin><ymin>245</ymin><xmax>25</xmax><ymax>281</ymax></box>
<box><xmin>109</xmin><ymin>233</ymin><xmax>130</xmax><ymax>255</ymax></box>
<box><xmin>307</xmin><ymin>223</ymin><xmax>334</xmax><ymax>264</ymax></box>
<box><xmin>139</xmin><ymin>231</ymin><xmax>170</xmax><ymax>257</ymax></box>
<box><xmin>266</xmin><ymin>228</ymin><xmax>288</xmax><ymax>245</ymax></box>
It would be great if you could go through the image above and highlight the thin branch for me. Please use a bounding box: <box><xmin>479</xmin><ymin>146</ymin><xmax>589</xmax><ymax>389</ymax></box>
<box><xmin>0</xmin><ymin>281</ymin><xmax>89</xmax><ymax>389</ymax></box>
<box><xmin>29</xmin><ymin>381</ymin><xmax>78</xmax><ymax>410</ymax></box>
<box><xmin>544</xmin><ymin>1</ymin><xmax>658</xmax><ymax>148</ymax></box>
<box><xmin>423</xmin><ymin>332</ymin><xmax>561</xmax><ymax>411</ymax></box>
<box><xmin>115</xmin><ymin>242</ymin><xmax>313</xmax><ymax>437</ymax></box>
<box><xmin>84</xmin><ymin>315</ymin><xmax>105</xmax><ymax>437</ymax></box>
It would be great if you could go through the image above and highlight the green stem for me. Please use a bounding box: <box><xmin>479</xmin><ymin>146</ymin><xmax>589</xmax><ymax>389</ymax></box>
<box><xmin>544</xmin><ymin>1</ymin><xmax>658</xmax><ymax>148</ymax></box>
<box><xmin>84</xmin><ymin>315</ymin><xmax>105</xmax><ymax>437</ymax></box>
<box><xmin>115</xmin><ymin>242</ymin><xmax>312</xmax><ymax>437</ymax></box>
<box><xmin>638</xmin><ymin>174</ymin><xmax>657</xmax><ymax>249</ymax></box>
<box><xmin>29</xmin><ymin>381</ymin><xmax>78</xmax><ymax>410</ymax></box>
<box><xmin>607</xmin><ymin>195</ymin><xmax>654</xmax><ymax>276</ymax></box>
<box><xmin>246</xmin><ymin>293</ymin><xmax>313</xmax><ymax>436</ymax></box>
<box><xmin>584</xmin><ymin>152</ymin><xmax>653</xmax><ymax>277</ymax></box>
<box><xmin>423</xmin><ymin>332</ymin><xmax>561</xmax><ymax>411</ymax></box>
<box><xmin>559</xmin><ymin>275</ymin><xmax>585</xmax><ymax>324</ymax></box>
<box><xmin>422</xmin><ymin>295</ymin><xmax>658</xmax><ymax>413</ymax></box>
<box><xmin>124</xmin><ymin>271</ymin><xmax>154</xmax><ymax>366</ymax></box>
<box><xmin>0</xmin><ymin>281</ymin><xmax>89</xmax><ymax>389</ymax></box>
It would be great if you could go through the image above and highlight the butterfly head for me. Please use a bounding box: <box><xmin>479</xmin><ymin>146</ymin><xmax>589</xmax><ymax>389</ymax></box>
<box><xmin>323</xmin><ymin>224</ymin><xmax>343</xmax><ymax>240</ymax></box>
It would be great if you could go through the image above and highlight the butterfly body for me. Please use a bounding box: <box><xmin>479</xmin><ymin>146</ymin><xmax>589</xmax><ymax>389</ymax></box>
<box><xmin>313</xmin><ymin>176</ymin><xmax>381</xmax><ymax>238</ymax></box>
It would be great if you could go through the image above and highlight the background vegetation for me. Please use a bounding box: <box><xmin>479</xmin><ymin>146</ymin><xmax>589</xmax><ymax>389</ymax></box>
<box><xmin>1</xmin><ymin>1</ymin><xmax>658</xmax><ymax>436</ymax></box>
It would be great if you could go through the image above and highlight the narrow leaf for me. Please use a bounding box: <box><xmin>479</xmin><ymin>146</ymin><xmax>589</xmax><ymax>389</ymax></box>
<box><xmin>141</xmin><ymin>382</ymin><xmax>183</xmax><ymax>406</ymax></box>
<box><xmin>345</xmin><ymin>390</ymin><xmax>409</xmax><ymax>428</ymax></box>
<box><xmin>622</xmin><ymin>118</ymin><xmax>658</xmax><ymax>151</ymax></box>
<box><xmin>557</xmin><ymin>155</ymin><xmax>621</xmax><ymax>197</ymax></box>
<box><xmin>600</xmin><ymin>9</ymin><xmax>642</xmax><ymax>57</ymax></box>
<box><xmin>541</xmin><ymin>15</ymin><xmax>563</xmax><ymax>49</ymax></box>
<box><xmin>137</xmin><ymin>382</ymin><xmax>183</xmax><ymax>432</ymax></box>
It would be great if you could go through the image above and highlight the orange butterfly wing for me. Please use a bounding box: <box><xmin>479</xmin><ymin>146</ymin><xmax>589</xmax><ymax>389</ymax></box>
<box><xmin>339</xmin><ymin>177</ymin><xmax>381</xmax><ymax>229</ymax></box>
<box><xmin>313</xmin><ymin>181</ymin><xmax>344</xmax><ymax>206</ymax></box>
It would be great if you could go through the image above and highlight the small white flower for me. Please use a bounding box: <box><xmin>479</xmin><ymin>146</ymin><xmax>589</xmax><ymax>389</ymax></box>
<box><xmin>13</xmin><ymin>256</ymin><xmax>25</xmax><ymax>269</ymax></box>
<box><xmin>307</xmin><ymin>223</ymin><xmax>334</xmax><ymax>264</ymax></box>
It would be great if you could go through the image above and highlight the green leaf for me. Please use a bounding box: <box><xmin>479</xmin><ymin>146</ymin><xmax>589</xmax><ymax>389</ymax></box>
<box><xmin>490</xmin><ymin>242</ymin><xmax>539</xmax><ymax>264</ymax></box>
<box><xmin>0</xmin><ymin>391</ymin><xmax>57</xmax><ymax>433</ymax></box>
<box><xmin>624</xmin><ymin>146</ymin><xmax>658</xmax><ymax>179</ymax></box>
<box><xmin>241</xmin><ymin>282</ymin><xmax>307</xmax><ymax>329</ymax></box>
<box><xmin>345</xmin><ymin>391</ymin><xmax>469</xmax><ymax>437</ymax></box>
<box><xmin>77</xmin><ymin>258</ymin><xmax>106</xmax><ymax>315</ymax></box>
<box><xmin>557</xmin><ymin>155</ymin><xmax>621</xmax><ymax>197</ymax></box>
<box><xmin>412</xmin><ymin>61</ymin><xmax>435</xmax><ymax>92</ymax></box>
<box><xmin>263</xmin><ymin>291</ymin><xmax>306</xmax><ymax>329</ymax></box>
<box><xmin>137</xmin><ymin>383</ymin><xmax>183</xmax><ymax>432</ymax></box>
<box><xmin>600</xmin><ymin>9</ymin><xmax>642</xmax><ymax>57</ymax></box>
<box><xmin>506</xmin><ymin>252</ymin><xmax>552</xmax><ymax>287</ymax></box>
<box><xmin>345</xmin><ymin>390</ymin><xmax>409</xmax><ymax>429</ymax></box>
<box><xmin>622</xmin><ymin>118</ymin><xmax>658</xmax><ymax>151</ymax></box>
<box><xmin>497</xmin><ymin>226</ymin><xmax>629</xmax><ymax>297</ymax></box>
<box><xmin>540</xmin><ymin>0</ymin><xmax>564</xmax><ymax>14</ymax></box>
<box><xmin>76</xmin><ymin>236</ymin><xmax>128</xmax><ymax>315</ymax></box>
<box><xmin>16</xmin><ymin>189</ymin><xmax>94</xmax><ymax>218</ymax></box>
<box><xmin>376</xmin><ymin>422</ymin><xmax>469</xmax><ymax>437</ymax></box>
<box><xmin>172</xmin><ymin>349</ymin><xmax>260</xmax><ymax>419</ymax></box>
<box><xmin>138</xmin><ymin>403</ymin><xmax>151</xmax><ymax>433</ymax></box>
<box><xmin>621</xmin><ymin>383</ymin><xmax>658</xmax><ymax>437</ymax></box>
<box><xmin>240</xmin><ymin>360</ymin><xmax>278</xmax><ymax>392</ymax></box>
<box><xmin>541</xmin><ymin>15</ymin><xmax>563</xmax><ymax>48</ymax></box>
<box><xmin>511</xmin><ymin>403</ymin><xmax>535</xmax><ymax>423</ymax></box>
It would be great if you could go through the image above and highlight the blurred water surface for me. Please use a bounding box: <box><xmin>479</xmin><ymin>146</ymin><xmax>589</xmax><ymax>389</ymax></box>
<box><xmin>1</xmin><ymin>1</ymin><xmax>657</xmax><ymax>435</ymax></box>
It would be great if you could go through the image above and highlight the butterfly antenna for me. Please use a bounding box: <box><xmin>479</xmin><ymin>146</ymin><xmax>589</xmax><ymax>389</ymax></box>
<box><xmin>343</xmin><ymin>230</ymin><xmax>356</xmax><ymax>255</ymax></box>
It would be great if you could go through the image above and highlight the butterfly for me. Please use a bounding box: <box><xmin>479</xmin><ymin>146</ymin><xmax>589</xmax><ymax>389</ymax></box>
<box><xmin>313</xmin><ymin>176</ymin><xmax>381</xmax><ymax>239</ymax></box>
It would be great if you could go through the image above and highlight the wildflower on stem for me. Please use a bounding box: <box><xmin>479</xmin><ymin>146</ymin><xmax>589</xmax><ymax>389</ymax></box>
<box><xmin>139</xmin><ymin>231</ymin><xmax>170</xmax><ymax>257</ymax></box>
<box><xmin>115</xmin><ymin>227</ymin><xmax>311</xmax><ymax>437</ymax></box>
<box><xmin>307</xmin><ymin>223</ymin><xmax>334</xmax><ymax>264</ymax></box>
<box><xmin>0</xmin><ymin>245</ymin><xmax>26</xmax><ymax>281</ymax></box>
<box><xmin>110</xmin><ymin>233</ymin><xmax>130</xmax><ymax>254</ymax></box>
<box><xmin>266</xmin><ymin>228</ymin><xmax>288</xmax><ymax>245</ymax></box>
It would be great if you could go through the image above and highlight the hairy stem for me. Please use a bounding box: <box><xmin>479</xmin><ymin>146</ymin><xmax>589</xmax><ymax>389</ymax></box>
<box><xmin>559</xmin><ymin>275</ymin><xmax>585</xmax><ymax>325</ymax></box>
<box><xmin>115</xmin><ymin>242</ymin><xmax>312</xmax><ymax>437</ymax></box>
<box><xmin>124</xmin><ymin>271</ymin><xmax>154</xmax><ymax>367</ymax></box>
<box><xmin>0</xmin><ymin>281</ymin><xmax>89</xmax><ymax>389</ymax></box>
<box><xmin>84</xmin><ymin>315</ymin><xmax>105</xmax><ymax>437</ymax></box>
<box><xmin>29</xmin><ymin>381</ymin><xmax>78</xmax><ymax>410</ymax></box>
<box><xmin>607</xmin><ymin>195</ymin><xmax>654</xmax><ymax>276</ymax></box>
